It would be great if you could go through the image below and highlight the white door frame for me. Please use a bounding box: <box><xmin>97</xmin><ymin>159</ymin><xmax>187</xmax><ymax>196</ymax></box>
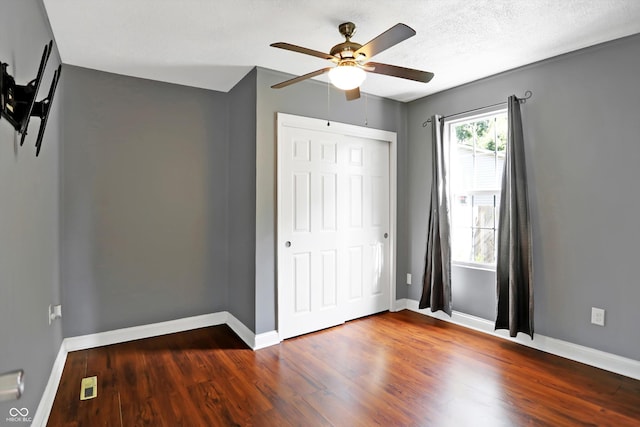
<box><xmin>276</xmin><ymin>113</ymin><xmax>397</xmax><ymax>337</ymax></box>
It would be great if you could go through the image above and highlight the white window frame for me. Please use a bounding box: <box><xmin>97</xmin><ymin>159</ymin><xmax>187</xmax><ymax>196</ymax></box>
<box><xmin>445</xmin><ymin>108</ymin><xmax>507</xmax><ymax>271</ymax></box>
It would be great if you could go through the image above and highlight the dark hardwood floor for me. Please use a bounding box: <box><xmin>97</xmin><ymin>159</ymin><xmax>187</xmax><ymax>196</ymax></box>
<box><xmin>47</xmin><ymin>310</ymin><xmax>640</xmax><ymax>426</ymax></box>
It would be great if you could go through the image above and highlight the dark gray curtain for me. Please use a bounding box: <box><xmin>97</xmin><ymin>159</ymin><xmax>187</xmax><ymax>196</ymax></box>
<box><xmin>495</xmin><ymin>96</ymin><xmax>534</xmax><ymax>338</ymax></box>
<box><xmin>420</xmin><ymin>115</ymin><xmax>452</xmax><ymax>315</ymax></box>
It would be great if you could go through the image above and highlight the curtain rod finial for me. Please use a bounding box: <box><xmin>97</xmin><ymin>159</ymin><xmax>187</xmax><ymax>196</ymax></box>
<box><xmin>519</xmin><ymin>90</ymin><xmax>533</xmax><ymax>104</ymax></box>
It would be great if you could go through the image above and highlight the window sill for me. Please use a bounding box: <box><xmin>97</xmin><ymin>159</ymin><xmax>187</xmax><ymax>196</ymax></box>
<box><xmin>452</xmin><ymin>261</ymin><xmax>496</xmax><ymax>273</ymax></box>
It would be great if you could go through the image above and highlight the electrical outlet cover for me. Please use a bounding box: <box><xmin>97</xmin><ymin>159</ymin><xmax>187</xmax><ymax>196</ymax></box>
<box><xmin>591</xmin><ymin>307</ymin><xmax>605</xmax><ymax>326</ymax></box>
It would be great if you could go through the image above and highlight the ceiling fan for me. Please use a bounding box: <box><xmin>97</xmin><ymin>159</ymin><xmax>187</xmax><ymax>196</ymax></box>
<box><xmin>270</xmin><ymin>22</ymin><xmax>434</xmax><ymax>101</ymax></box>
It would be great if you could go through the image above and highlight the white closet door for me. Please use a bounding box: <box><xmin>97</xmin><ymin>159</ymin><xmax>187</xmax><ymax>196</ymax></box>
<box><xmin>278</xmin><ymin>115</ymin><xmax>392</xmax><ymax>340</ymax></box>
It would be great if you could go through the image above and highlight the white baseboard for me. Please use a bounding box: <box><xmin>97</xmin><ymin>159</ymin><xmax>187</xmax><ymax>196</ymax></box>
<box><xmin>254</xmin><ymin>331</ymin><xmax>281</xmax><ymax>350</ymax></box>
<box><xmin>226</xmin><ymin>313</ymin><xmax>257</xmax><ymax>348</ymax></box>
<box><xmin>33</xmin><ymin>311</ymin><xmax>280</xmax><ymax>427</ymax></box>
<box><xmin>64</xmin><ymin>312</ymin><xmax>229</xmax><ymax>352</ymax></box>
<box><xmin>31</xmin><ymin>343</ymin><xmax>67</xmax><ymax>426</ymax></box>
<box><xmin>392</xmin><ymin>298</ymin><xmax>408</xmax><ymax>311</ymax></box>
<box><xmin>398</xmin><ymin>298</ymin><xmax>640</xmax><ymax>381</ymax></box>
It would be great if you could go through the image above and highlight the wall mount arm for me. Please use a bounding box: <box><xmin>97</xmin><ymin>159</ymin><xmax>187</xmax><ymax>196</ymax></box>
<box><xmin>1</xmin><ymin>40</ymin><xmax>61</xmax><ymax>156</ymax></box>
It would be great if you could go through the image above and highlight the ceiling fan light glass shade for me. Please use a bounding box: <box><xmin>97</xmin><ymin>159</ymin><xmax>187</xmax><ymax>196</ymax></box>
<box><xmin>328</xmin><ymin>64</ymin><xmax>366</xmax><ymax>90</ymax></box>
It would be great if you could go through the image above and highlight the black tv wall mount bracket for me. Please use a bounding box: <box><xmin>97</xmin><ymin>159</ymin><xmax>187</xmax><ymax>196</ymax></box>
<box><xmin>0</xmin><ymin>40</ymin><xmax>61</xmax><ymax>156</ymax></box>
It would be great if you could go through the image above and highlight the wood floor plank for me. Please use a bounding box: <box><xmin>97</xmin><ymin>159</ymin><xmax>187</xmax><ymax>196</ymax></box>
<box><xmin>247</xmin><ymin>397</ymin><xmax>330</xmax><ymax>427</ymax></box>
<box><xmin>47</xmin><ymin>350</ymin><xmax>87</xmax><ymax>426</ymax></box>
<box><xmin>47</xmin><ymin>311</ymin><xmax>640</xmax><ymax>426</ymax></box>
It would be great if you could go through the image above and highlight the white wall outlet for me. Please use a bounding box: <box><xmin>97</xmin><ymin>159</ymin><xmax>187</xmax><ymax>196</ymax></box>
<box><xmin>406</xmin><ymin>273</ymin><xmax>412</xmax><ymax>285</ymax></box>
<box><xmin>49</xmin><ymin>304</ymin><xmax>62</xmax><ymax>325</ymax></box>
<box><xmin>591</xmin><ymin>307</ymin><xmax>605</xmax><ymax>326</ymax></box>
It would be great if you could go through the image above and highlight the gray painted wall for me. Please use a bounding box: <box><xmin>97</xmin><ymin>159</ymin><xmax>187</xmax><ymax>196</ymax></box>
<box><xmin>59</xmin><ymin>64</ymin><xmax>409</xmax><ymax>338</ymax></box>
<box><xmin>227</xmin><ymin>69</ymin><xmax>257</xmax><ymax>329</ymax></box>
<box><xmin>0</xmin><ymin>0</ymin><xmax>62</xmax><ymax>419</ymax></box>
<box><xmin>255</xmin><ymin>68</ymin><xmax>408</xmax><ymax>333</ymax></box>
<box><xmin>407</xmin><ymin>34</ymin><xmax>640</xmax><ymax>360</ymax></box>
<box><xmin>61</xmin><ymin>66</ymin><xmax>230</xmax><ymax>337</ymax></box>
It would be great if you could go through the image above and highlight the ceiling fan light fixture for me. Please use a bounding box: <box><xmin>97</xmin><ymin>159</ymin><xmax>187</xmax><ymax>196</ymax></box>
<box><xmin>270</xmin><ymin>22</ymin><xmax>432</xmax><ymax>100</ymax></box>
<box><xmin>328</xmin><ymin>62</ymin><xmax>366</xmax><ymax>90</ymax></box>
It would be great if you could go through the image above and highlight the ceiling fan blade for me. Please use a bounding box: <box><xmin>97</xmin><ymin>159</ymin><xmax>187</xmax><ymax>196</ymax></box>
<box><xmin>367</xmin><ymin>62</ymin><xmax>434</xmax><ymax>83</ymax></box>
<box><xmin>270</xmin><ymin>42</ymin><xmax>339</xmax><ymax>62</ymax></box>
<box><xmin>345</xmin><ymin>87</ymin><xmax>360</xmax><ymax>101</ymax></box>
<box><xmin>355</xmin><ymin>23</ymin><xmax>416</xmax><ymax>61</ymax></box>
<box><xmin>271</xmin><ymin>68</ymin><xmax>332</xmax><ymax>89</ymax></box>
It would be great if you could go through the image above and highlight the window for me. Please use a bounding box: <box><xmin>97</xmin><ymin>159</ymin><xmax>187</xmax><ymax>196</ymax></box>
<box><xmin>447</xmin><ymin>110</ymin><xmax>507</xmax><ymax>268</ymax></box>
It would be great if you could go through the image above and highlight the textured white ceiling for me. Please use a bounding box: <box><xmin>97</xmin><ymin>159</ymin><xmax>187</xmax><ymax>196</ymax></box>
<box><xmin>43</xmin><ymin>0</ymin><xmax>640</xmax><ymax>102</ymax></box>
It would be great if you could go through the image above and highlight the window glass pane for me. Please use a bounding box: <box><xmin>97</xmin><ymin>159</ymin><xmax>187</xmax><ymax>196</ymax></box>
<box><xmin>473</xmin><ymin>228</ymin><xmax>496</xmax><ymax>264</ymax></box>
<box><xmin>452</xmin><ymin>192</ymin><xmax>472</xmax><ymax>228</ymax></box>
<box><xmin>472</xmin><ymin>196</ymin><xmax>495</xmax><ymax>229</ymax></box>
<box><xmin>495</xmin><ymin>115</ymin><xmax>508</xmax><ymax>152</ymax></box>
<box><xmin>449</xmin><ymin>110</ymin><xmax>506</xmax><ymax>266</ymax></box>
<box><xmin>494</xmin><ymin>115</ymin><xmax>508</xmax><ymax>187</ymax></box>
<box><xmin>452</xmin><ymin>226</ymin><xmax>472</xmax><ymax>263</ymax></box>
<box><xmin>475</xmin><ymin>119</ymin><xmax>493</xmax><ymax>151</ymax></box>
<box><xmin>495</xmin><ymin>156</ymin><xmax>505</xmax><ymax>188</ymax></box>
<box><xmin>455</xmin><ymin>146</ymin><xmax>474</xmax><ymax>189</ymax></box>
<box><xmin>473</xmin><ymin>151</ymin><xmax>497</xmax><ymax>190</ymax></box>
<box><xmin>454</xmin><ymin>123</ymin><xmax>474</xmax><ymax>147</ymax></box>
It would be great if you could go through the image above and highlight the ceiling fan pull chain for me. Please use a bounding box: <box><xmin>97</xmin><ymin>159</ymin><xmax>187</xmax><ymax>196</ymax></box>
<box><xmin>365</xmin><ymin>92</ymin><xmax>369</xmax><ymax>126</ymax></box>
<box><xmin>327</xmin><ymin>79</ymin><xmax>331</xmax><ymax>126</ymax></box>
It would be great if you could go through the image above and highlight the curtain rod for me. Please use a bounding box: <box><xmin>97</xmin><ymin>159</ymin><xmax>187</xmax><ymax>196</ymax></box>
<box><xmin>422</xmin><ymin>90</ymin><xmax>533</xmax><ymax>127</ymax></box>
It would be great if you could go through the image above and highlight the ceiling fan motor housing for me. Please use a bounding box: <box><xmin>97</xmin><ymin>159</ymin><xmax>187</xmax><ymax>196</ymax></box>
<box><xmin>331</xmin><ymin>22</ymin><xmax>363</xmax><ymax>60</ymax></box>
<box><xmin>330</xmin><ymin>42</ymin><xmax>362</xmax><ymax>59</ymax></box>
